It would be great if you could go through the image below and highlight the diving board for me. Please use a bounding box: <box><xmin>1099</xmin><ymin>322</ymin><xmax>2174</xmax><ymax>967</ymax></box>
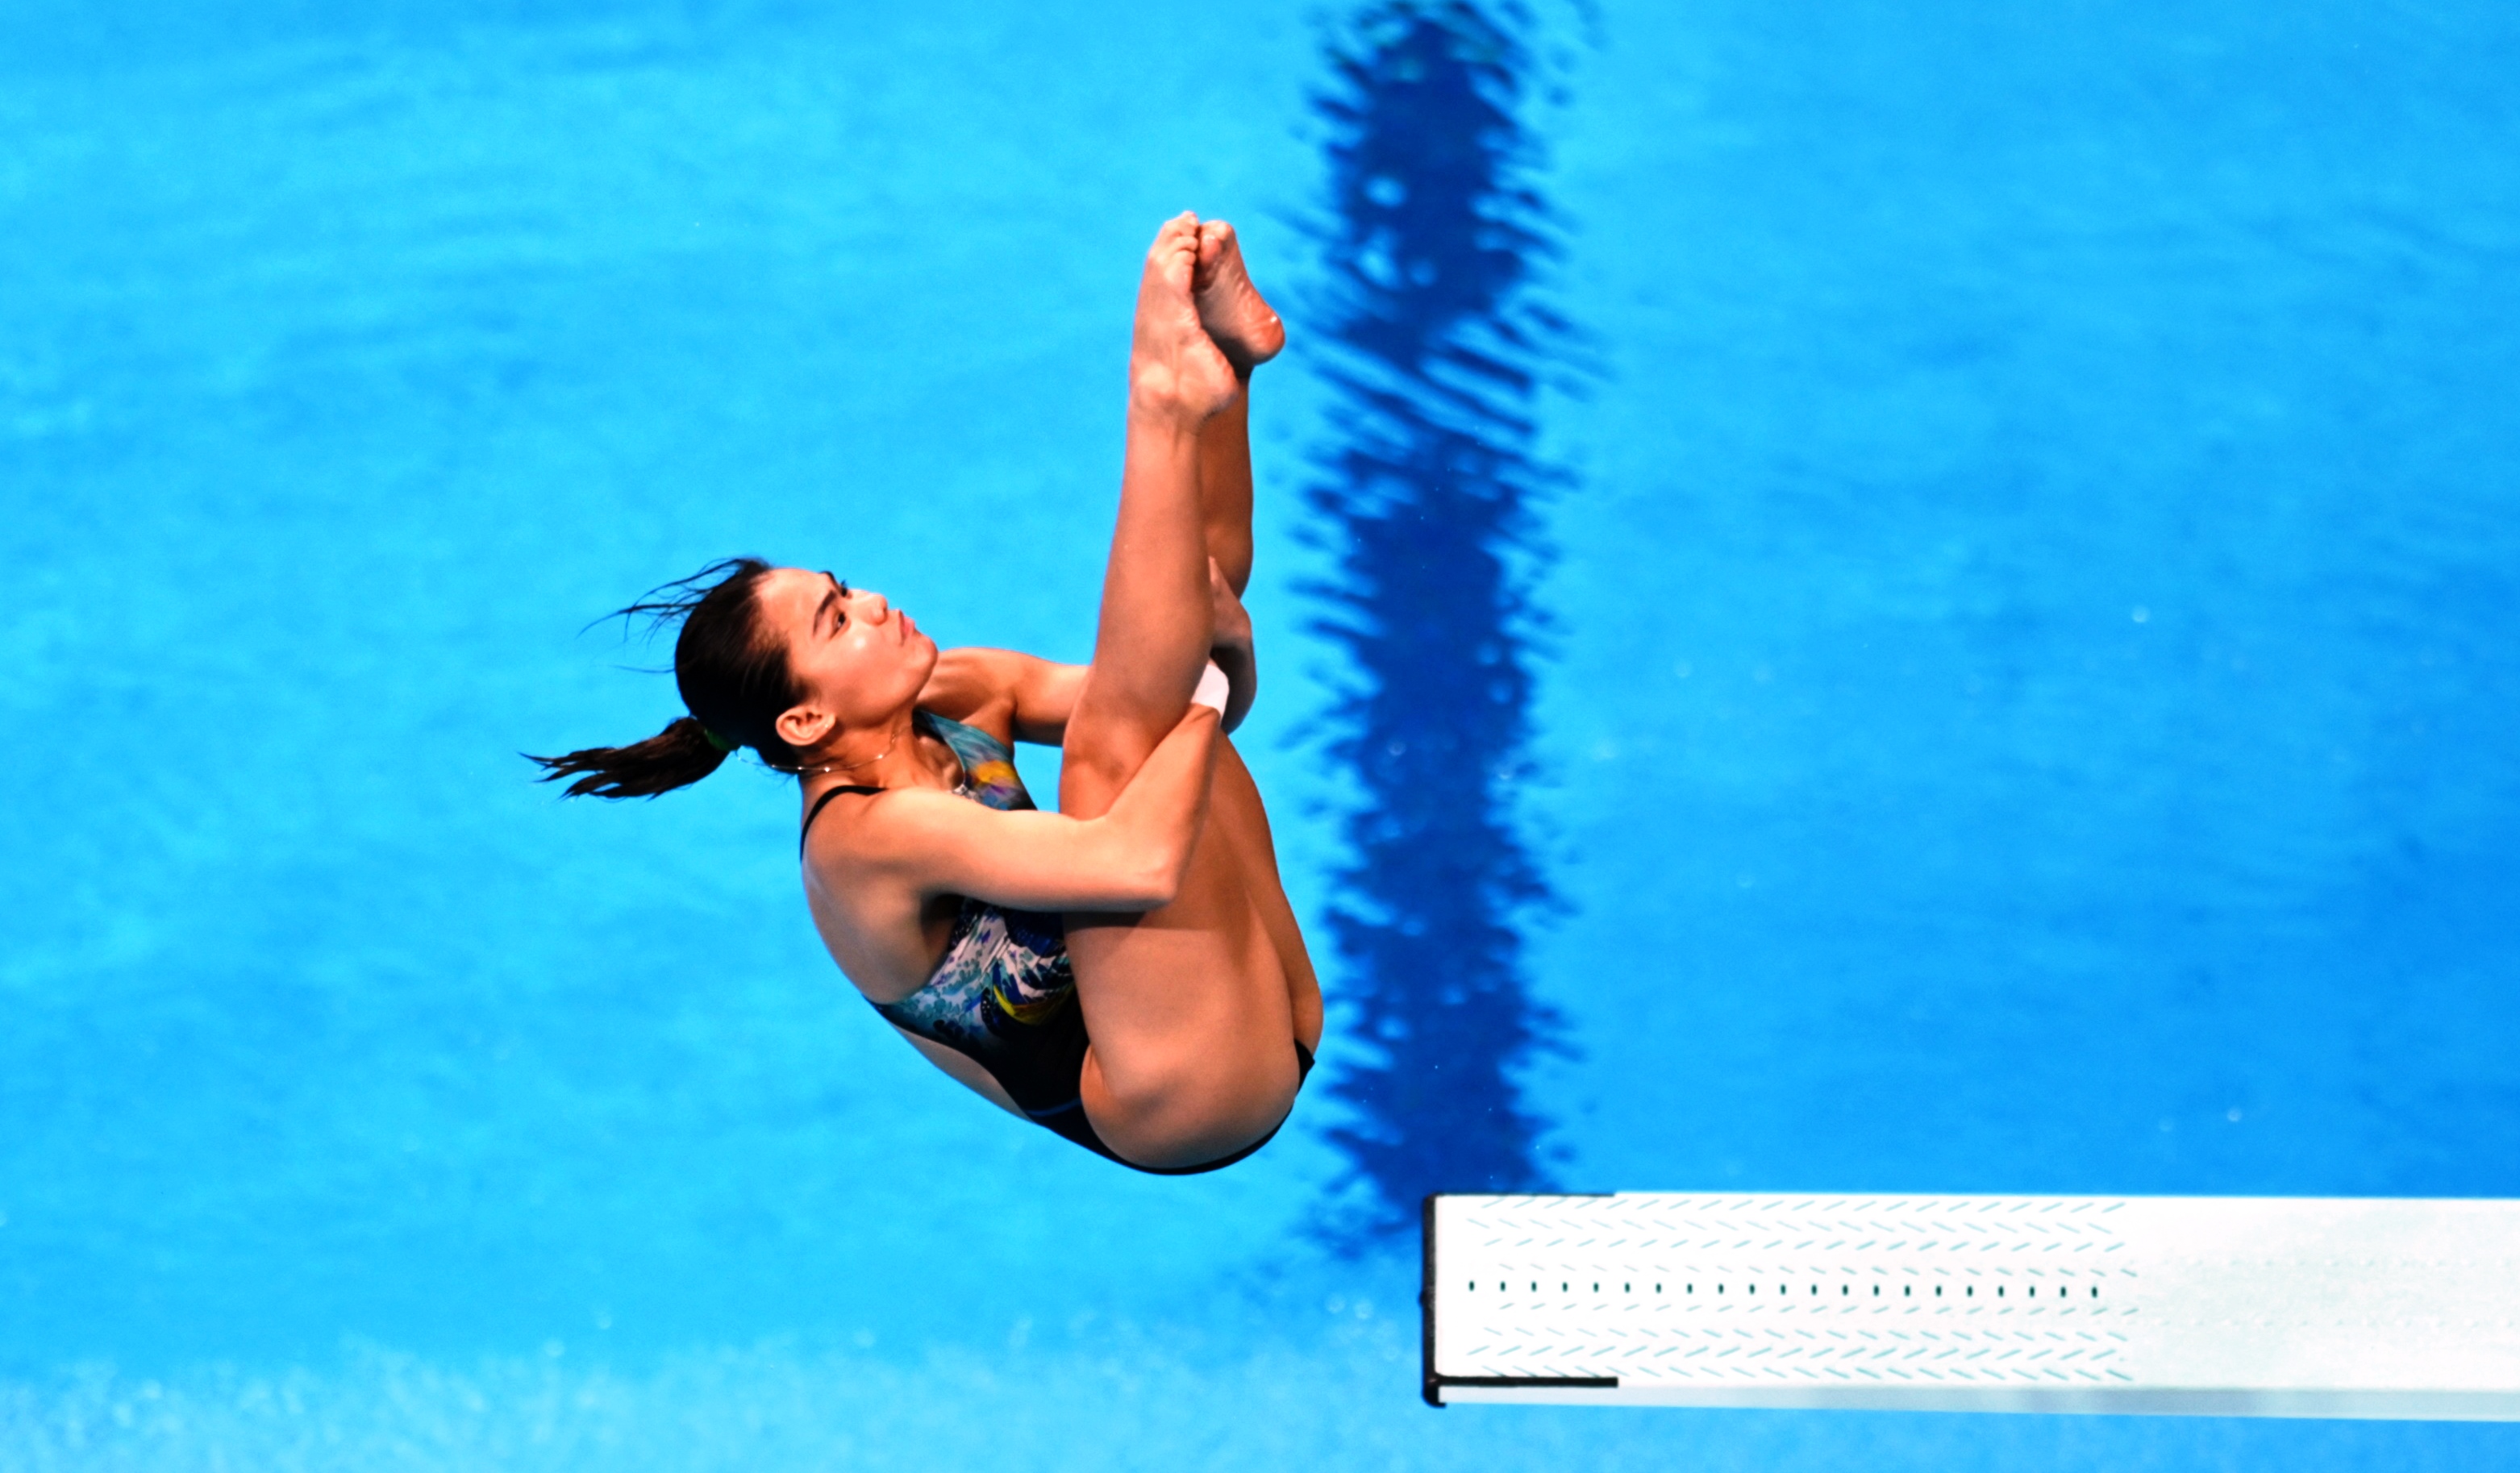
<box><xmin>1421</xmin><ymin>1193</ymin><xmax>2520</xmax><ymax>1419</ymax></box>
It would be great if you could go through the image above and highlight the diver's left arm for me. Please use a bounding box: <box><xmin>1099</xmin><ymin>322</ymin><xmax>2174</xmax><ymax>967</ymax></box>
<box><xmin>918</xmin><ymin>647</ymin><xmax>1086</xmax><ymax>745</ymax></box>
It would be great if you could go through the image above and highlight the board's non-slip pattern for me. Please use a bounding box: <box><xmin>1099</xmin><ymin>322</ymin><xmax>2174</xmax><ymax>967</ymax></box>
<box><xmin>1424</xmin><ymin>1195</ymin><xmax>2520</xmax><ymax>1418</ymax></box>
<box><xmin>1438</xmin><ymin>1195</ymin><xmax>2136</xmax><ymax>1385</ymax></box>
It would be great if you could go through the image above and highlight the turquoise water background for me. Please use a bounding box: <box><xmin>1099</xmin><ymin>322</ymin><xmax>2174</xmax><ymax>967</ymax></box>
<box><xmin>4</xmin><ymin>0</ymin><xmax>2518</xmax><ymax>1467</ymax></box>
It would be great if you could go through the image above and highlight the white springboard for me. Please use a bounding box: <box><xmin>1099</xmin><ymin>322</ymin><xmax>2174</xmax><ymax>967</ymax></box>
<box><xmin>1422</xmin><ymin>1193</ymin><xmax>2520</xmax><ymax>1419</ymax></box>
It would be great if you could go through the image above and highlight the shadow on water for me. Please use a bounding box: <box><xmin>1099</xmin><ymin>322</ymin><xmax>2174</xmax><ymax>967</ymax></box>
<box><xmin>1300</xmin><ymin>0</ymin><xmax>1579</xmax><ymax>1245</ymax></box>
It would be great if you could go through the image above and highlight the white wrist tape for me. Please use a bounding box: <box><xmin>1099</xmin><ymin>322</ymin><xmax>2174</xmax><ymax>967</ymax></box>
<box><xmin>1193</xmin><ymin>660</ymin><xmax>1231</xmax><ymax>717</ymax></box>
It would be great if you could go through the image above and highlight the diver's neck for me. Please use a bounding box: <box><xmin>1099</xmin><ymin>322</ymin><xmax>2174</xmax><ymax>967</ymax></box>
<box><xmin>801</xmin><ymin>709</ymin><xmax>956</xmax><ymax>794</ymax></box>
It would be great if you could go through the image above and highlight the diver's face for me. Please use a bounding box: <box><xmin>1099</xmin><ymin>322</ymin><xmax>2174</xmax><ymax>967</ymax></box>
<box><xmin>755</xmin><ymin>566</ymin><xmax>935</xmax><ymax>753</ymax></box>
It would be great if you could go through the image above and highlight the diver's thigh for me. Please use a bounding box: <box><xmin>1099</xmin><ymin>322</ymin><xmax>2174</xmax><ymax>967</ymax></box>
<box><xmin>1201</xmin><ymin>742</ymin><xmax>1322</xmax><ymax>1049</ymax></box>
<box><xmin>1065</xmin><ymin>822</ymin><xmax>1300</xmax><ymax>1165</ymax></box>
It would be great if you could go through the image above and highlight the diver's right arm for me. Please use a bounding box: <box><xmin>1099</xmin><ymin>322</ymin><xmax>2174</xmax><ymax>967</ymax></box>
<box><xmin>818</xmin><ymin>704</ymin><xmax>1220</xmax><ymax>913</ymax></box>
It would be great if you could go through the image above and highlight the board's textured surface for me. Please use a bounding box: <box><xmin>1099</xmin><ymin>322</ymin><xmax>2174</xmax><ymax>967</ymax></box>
<box><xmin>1425</xmin><ymin>1195</ymin><xmax>2520</xmax><ymax>1417</ymax></box>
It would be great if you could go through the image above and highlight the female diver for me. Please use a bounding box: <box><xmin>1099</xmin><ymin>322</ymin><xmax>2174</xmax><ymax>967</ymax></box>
<box><xmin>533</xmin><ymin>214</ymin><xmax>1323</xmax><ymax>1172</ymax></box>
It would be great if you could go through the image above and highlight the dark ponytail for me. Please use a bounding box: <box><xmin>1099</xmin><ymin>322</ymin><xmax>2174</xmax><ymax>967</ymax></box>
<box><xmin>528</xmin><ymin>556</ymin><xmax>806</xmax><ymax>799</ymax></box>
<box><xmin>531</xmin><ymin>714</ymin><xmax>731</xmax><ymax>799</ymax></box>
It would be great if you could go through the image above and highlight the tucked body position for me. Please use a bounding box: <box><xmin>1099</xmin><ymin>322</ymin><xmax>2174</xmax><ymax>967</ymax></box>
<box><xmin>535</xmin><ymin>216</ymin><xmax>1322</xmax><ymax>1172</ymax></box>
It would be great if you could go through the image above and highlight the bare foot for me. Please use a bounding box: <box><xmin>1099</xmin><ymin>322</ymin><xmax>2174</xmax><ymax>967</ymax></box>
<box><xmin>1208</xmin><ymin>556</ymin><xmax>1258</xmax><ymax>734</ymax></box>
<box><xmin>1193</xmin><ymin>220</ymin><xmax>1285</xmax><ymax>378</ymax></box>
<box><xmin>1131</xmin><ymin>212</ymin><xmax>1242</xmax><ymax>422</ymax></box>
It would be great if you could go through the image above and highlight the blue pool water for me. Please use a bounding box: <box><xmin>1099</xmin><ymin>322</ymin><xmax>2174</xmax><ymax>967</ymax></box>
<box><xmin>4</xmin><ymin>0</ymin><xmax>2517</xmax><ymax>1467</ymax></box>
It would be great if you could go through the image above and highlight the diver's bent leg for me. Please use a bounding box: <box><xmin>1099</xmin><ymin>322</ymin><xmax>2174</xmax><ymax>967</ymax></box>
<box><xmin>1059</xmin><ymin>216</ymin><xmax>1236</xmax><ymax>816</ymax></box>
<box><xmin>1190</xmin><ymin>217</ymin><xmax>1281</xmax><ymax>597</ymax></box>
<box><xmin>1195</xmin><ymin>387</ymin><xmax>1264</xmax><ymax>731</ymax></box>
<box><xmin>1068</xmin><ymin>739</ymin><xmax>1308</xmax><ymax>1167</ymax></box>
<box><xmin>1198</xmin><ymin>386</ymin><xmax>1254</xmax><ymax>597</ymax></box>
<box><xmin>1205</xmin><ymin>739</ymin><xmax>1322</xmax><ymax>1050</ymax></box>
<box><xmin>1056</xmin><ymin>410</ymin><xmax>1213</xmax><ymax>818</ymax></box>
<box><xmin>1054</xmin><ymin>216</ymin><xmax>1307</xmax><ymax>1168</ymax></box>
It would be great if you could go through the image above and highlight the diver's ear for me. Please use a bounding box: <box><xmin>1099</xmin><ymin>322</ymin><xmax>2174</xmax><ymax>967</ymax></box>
<box><xmin>775</xmin><ymin>701</ymin><xmax>835</xmax><ymax>752</ymax></box>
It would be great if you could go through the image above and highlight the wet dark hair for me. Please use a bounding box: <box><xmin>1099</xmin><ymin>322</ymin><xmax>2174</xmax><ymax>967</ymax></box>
<box><xmin>528</xmin><ymin>557</ymin><xmax>806</xmax><ymax>798</ymax></box>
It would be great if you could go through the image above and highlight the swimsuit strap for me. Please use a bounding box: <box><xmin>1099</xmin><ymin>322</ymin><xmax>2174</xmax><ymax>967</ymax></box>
<box><xmin>799</xmin><ymin>784</ymin><xmax>885</xmax><ymax>855</ymax></box>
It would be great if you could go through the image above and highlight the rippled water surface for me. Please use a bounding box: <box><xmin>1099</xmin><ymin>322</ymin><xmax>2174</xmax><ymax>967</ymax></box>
<box><xmin>3</xmin><ymin>0</ymin><xmax>2516</xmax><ymax>1467</ymax></box>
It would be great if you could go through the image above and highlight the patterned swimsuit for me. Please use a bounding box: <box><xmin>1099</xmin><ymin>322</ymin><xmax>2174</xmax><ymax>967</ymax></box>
<box><xmin>801</xmin><ymin>710</ymin><xmax>1308</xmax><ymax>1174</ymax></box>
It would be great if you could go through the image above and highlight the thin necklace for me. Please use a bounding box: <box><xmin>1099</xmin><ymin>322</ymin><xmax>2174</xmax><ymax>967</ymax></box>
<box><xmin>795</xmin><ymin>718</ymin><xmax>909</xmax><ymax>780</ymax></box>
